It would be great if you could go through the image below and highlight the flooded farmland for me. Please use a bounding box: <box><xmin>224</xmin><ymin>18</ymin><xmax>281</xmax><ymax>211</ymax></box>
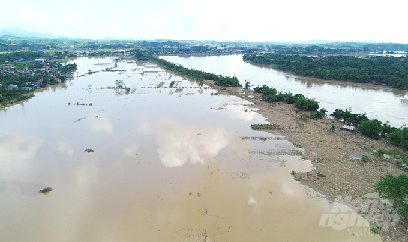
<box><xmin>0</xmin><ymin>57</ymin><xmax>381</xmax><ymax>241</ymax></box>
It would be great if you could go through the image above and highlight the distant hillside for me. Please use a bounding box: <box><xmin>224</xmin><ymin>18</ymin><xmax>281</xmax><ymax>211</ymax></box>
<box><xmin>0</xmin><ymin>28</ymin><xmax>56</xmax><ymax>39</ymax></box>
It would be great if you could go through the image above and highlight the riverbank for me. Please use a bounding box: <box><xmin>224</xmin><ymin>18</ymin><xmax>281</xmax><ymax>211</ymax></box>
<box><xmin>203</xmin><ymin>80</ymin><xmax>408</xmax><ymax>242</ymax></box>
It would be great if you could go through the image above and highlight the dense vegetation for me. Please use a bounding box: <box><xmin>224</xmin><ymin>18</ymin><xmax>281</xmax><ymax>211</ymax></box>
<box><xmin>375</xmin><ymin>174</ymin><xmax>408</xmax><ymax>221</ymax></box>
<box><xmin>0</xmin><ymin>50</ymin><xmax>77</xmax><ymax>62</ymax></box>
<box><xmin>253</xmin><ymin>85</ymin><xmax>327</xmax><ymax>117</ymax></box>
<box><xmin>243</xmin><ymin>53</ymin><xmax>408</xmax><ymax>89</ymax></box>
<box><xmin>144</xmin><ymin>54</ymin><xmax>240</xmax><ymax>87</ymax></box>
<box><xmin>331</xmin><ymin>109</ymin><xmax>408</xmax><ymax>149</ymax></box>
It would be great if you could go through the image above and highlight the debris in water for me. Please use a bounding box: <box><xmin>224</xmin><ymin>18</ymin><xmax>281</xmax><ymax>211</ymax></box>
<box><xmin>85</xmin><ymin>148</ymin><xmax>94</xmax><ymax>153</ymax></box>
<box><xmin>39</xmin><ymin>187</ymin><xmax>53</xmax><ymax>194</ymax></box>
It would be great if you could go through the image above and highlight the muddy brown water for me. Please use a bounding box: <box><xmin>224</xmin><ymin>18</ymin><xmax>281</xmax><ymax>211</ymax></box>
<box><xmin>0</xmin><ymin>57</ymin><xmax>381</xmax><ymax>241</ymax></box>
<box><xmin>161</xmin><ymin>55</ymin><xmax>408</xmax><ymax>128</ymax></box>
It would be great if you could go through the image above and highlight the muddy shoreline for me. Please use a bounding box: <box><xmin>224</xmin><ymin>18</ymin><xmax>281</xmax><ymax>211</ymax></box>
<box><xmin>202</xmin><ymin>80</ymin><xmax>408</xmax><ymax>242</ymax></box>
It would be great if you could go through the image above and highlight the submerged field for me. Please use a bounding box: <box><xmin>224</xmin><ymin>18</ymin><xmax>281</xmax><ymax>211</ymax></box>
<box><xmin>0</xmin><ymin>57</ymin><xmax>383</xmax><ymax>241</ymax></box>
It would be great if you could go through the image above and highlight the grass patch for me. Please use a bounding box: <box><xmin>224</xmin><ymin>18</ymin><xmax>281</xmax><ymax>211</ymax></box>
<box><xmin>372</xmin><ymin>149</ymin><xmax>408</xmax><ymax>166</ymax></box>
<box><xmin>370</xmin><ymin>221</ymin><xmax>381</xmax><ymax>234</ymax></box>
<box><xmin>316</xmin><ymin>156</ymin><xmax>325</xmax><ymax>162</ymax></box>
<box><xmin>299</xmin><ymin>113</ymin><xmax>310</xmax><ymax>121</ymax></box>
<box><xmin>292</xmin><ymin>142</ymin><xmax>302</xmax><ymax>148</ymax></box>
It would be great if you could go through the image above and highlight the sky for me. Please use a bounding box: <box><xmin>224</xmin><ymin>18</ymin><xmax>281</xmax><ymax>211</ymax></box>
<box><xmin>1</xmin><ymin>0</ymin><xmax>407</xmax><ymax>43</ymax></box>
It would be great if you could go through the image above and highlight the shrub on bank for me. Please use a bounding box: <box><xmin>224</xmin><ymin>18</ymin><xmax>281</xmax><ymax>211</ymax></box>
<box><xmin>331</xmin><ymin>109</ymin><xmax>408</xmax><ymax>150</ymax></box>
<box><xmin>375</xmin><ymin>174</ymin><xmax>408</xmax><ymax>220</ymax></box>
<box><xmin>254</xmin><ymin>85</ymin><xmax>319</xmax><ymax>112</ymax></box>
<box><xmin>331</xmin><ymin>109</ymin><xmax>368</xmax><ymax>126</ymax></box>
<box><xmin>388</xmin><ymin>127</ymin><xmax>408</xmax><ymax>150</ymax></box>
<box><xmin>311</xmin><ymin>108</ymin><xmax>327</xmax><ymax>119</ymax></box>
<box><xmin>358</xmin><ymin>119</ymin><xmax>384</xmax><ymax>139</ymax></box>
<box><xmin>293</xmin><ymin>96</ymin><xmax>319</xmax><ymax>111</ymax></box>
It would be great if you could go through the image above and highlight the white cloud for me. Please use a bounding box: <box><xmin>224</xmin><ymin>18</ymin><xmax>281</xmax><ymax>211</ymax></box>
<box><xmin>17</xmin><ymin>9</ymin><xmax>34</xmax><ymax>24</ymax></box>
<box><xmin>62</xmin><ymin>15</ymin><xmax>77</xmax><ymax>23</ymax></box>
<box><xmin>4</xmin><ymin>0</ymin><xmax>408</xmax><ymax>43</ymax></box>
<box><xmin>76</xmin><ymin>23</ymin><xmax>87</xmax><ymax>31</ymax></box>
<box><xmin>95</xmin><ymin>25</ymin><xmax>111</xmax><ymax>32</ymax></box>
<box><xmin>17</xmin><ymin>9</ymin><xmax>48</xmax><ymax>25</ymax></box>
<box><xmin>140</xmin><ymin>16</ymin><xmax>165</xmax><ymax>29</ymax></box>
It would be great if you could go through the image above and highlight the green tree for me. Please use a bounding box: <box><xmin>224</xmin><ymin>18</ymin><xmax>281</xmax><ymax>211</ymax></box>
<box><xmin>358</xmin><ymin>119</ymin><xmax>383</xmax><ymax>139</ymax></box>
<box><xmin>375</xmin><ymin>174</ymin><xmax>408</xmax><ymax>220</ymax></box>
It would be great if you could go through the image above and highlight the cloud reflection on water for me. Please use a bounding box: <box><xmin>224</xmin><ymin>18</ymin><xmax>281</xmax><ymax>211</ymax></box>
<box><xmin>0</xmin><ymin>135</ymin><xmax>43</xmax><ymax>178</ymax></box>
<box><xmin>56</xmin><ymin>141</ymin><xmax>74</xmax><ymax>156</ymax></box>
<box><xmin>139</xmin><ymin>120</ymin><xmax>228</xmax><ymax>167</ymax></box>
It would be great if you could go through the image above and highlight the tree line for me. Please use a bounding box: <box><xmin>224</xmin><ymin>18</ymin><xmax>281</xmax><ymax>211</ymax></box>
<box><xmin>332</xmin><ymin>109</ymin><xmax>408</xmax><ymax>150</ymax></box>
<box><xmin>243</xmin><ymin>53</ymin><xmax>408</xmax><ymax>89</ymax></box>
<box><xmin>142</xmin><ymin>53</ymin><xmax>240</xmax><ymax>87</ymax></box>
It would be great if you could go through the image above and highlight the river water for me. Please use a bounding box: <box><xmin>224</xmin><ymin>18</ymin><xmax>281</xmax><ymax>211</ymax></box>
<box><xmin>0</xmin><ymin>57</ymin><xmax>381</xmax><ymax>241</ymax></box>
<box><xmin>161</xmin><ymin>55</ymin><xmax>408</xmax><ymax>127</ymax></box>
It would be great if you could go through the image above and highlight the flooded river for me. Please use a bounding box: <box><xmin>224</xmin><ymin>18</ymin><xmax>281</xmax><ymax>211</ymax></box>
<box><xmin>0</xmin><ymin>57</ymin><xmax>381</xmax><ymax>241</ymax></box>
<box><xmin>161</xmin><ymin>55</ymin><xmax>408</xmax><ymax>127</ymax></box>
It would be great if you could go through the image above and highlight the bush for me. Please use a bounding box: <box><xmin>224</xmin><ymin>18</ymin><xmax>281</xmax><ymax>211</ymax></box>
<box><xmin>388</xmin><ymin>127</ymin><xmax>408</xmax><ymax>150</ymax></box>
<box><xmin>375</xmin><ymin>174</ymin><xmax>408</xmax><ymax>220</ymax></box>
<box><xmin>382</xmin><ymin>121</ymin><xmax>394</xmax><ymax>136</ymax></box>
<box><xmin>300</xmin><ymin>113</ymin><xmax>310</xmax><ymax>121</ymax></box>
<box><xmin>311</xmin><ymin>108</ymin><xmax>327</xmax><ymax>119</ymax></box>
<box><xmin>244</xmin><ymin>80</ymin><xmax>251</xmax><ymax>89</ymax></box>
<box><xmin>293</xmin><ymin>96</ymin><xmax>319</xmax><ymax>111</ymax></box>
<box><xmin>331</xmin><ymin>109</ymin><xmax>368</xmax><ymax>126</ymax></box>
<box><xmin>358</xmin><ymin>119</ymin><xmax>383</xmax><ymax>139</ymax></box>
<box><xmin>276</xmin><ymin>92</ymin><xmax>297</xmax><ymax>104</ymax></box>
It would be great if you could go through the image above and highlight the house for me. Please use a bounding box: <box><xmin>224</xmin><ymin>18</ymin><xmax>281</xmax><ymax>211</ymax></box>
<box><xmin>31</xmin><ymin>82</ymin><xmax>40</xmax><ymax>88</ymax></box>
<box><xmin>7</xmin><ymin>85</ymin><xmax>19</xmax><ymax>90</ymax></box>
<box><xmin>35</xmin><ymin>58</ymin><xmax>46</xmax><ymax>63</ymax></box>
<box><xmin>20</xmin><ymin>87</ymin><xmax>33</xmax><ymax>92</ymax></box>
